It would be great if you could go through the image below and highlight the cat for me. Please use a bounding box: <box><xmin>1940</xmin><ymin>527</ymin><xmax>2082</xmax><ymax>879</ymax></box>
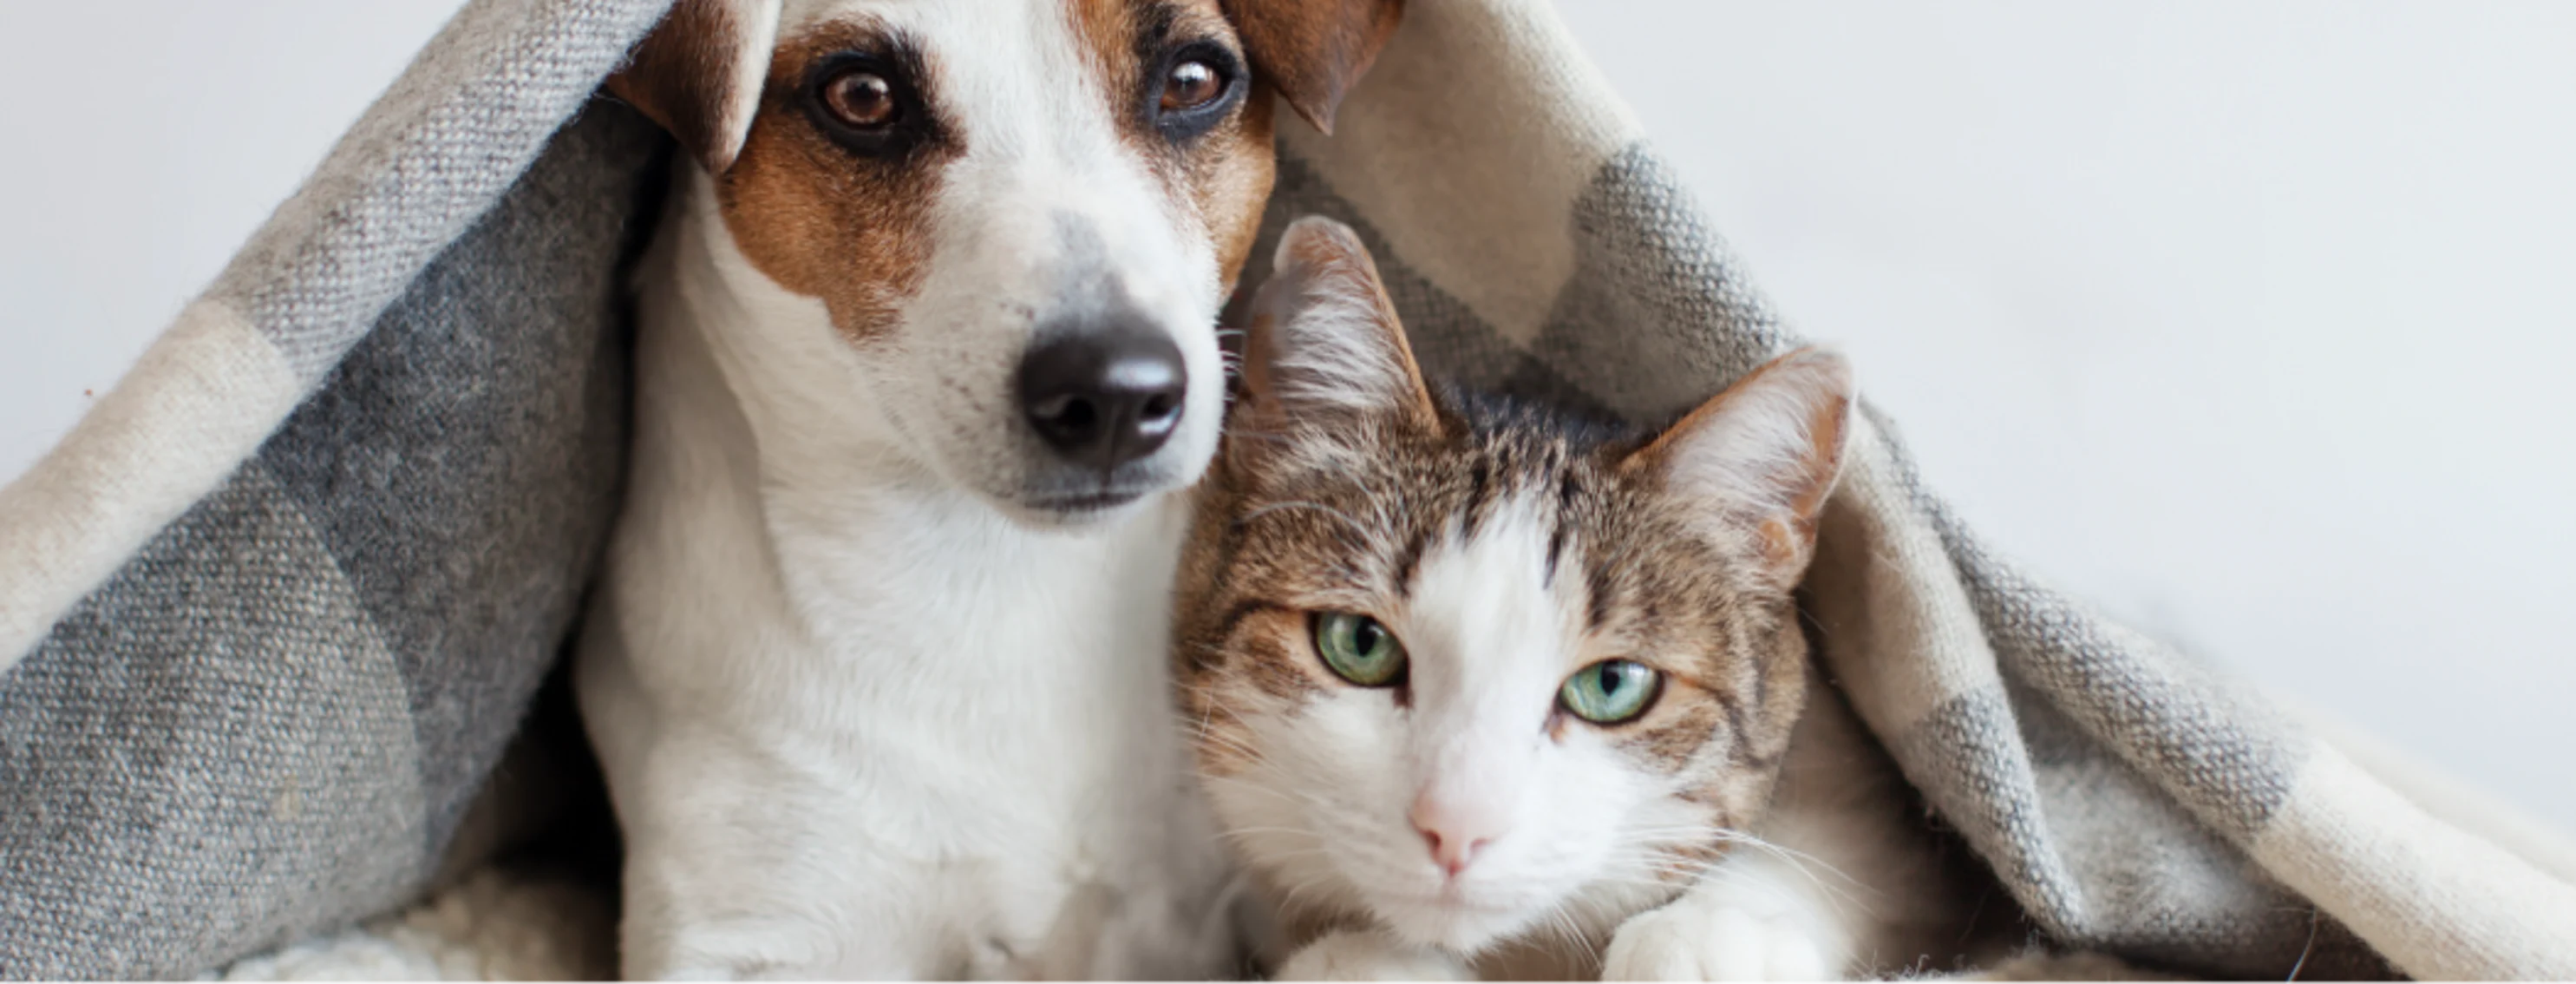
<box><xmin>1172</xmin><ymin>216</ymin><xmax>1994</xmax><ymax>981</ymax></box>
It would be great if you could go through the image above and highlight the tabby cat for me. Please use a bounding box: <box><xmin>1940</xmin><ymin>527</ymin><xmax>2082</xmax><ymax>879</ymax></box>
<box><xmin>1174</xmin><ymin>217</ymin><xmax>1987</xmax><ymax>981</ymax></box>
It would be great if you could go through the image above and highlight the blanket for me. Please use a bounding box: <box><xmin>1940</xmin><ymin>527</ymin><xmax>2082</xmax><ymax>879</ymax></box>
<box><xmin>4</xmin><ymin>0</ymin><xmax>2572</xmax><ymax>978</ymax></box>
<box><xmin>199</xmin><ymin>866</ymin><xmax>2161</xmax><ymax>982</ymax></box>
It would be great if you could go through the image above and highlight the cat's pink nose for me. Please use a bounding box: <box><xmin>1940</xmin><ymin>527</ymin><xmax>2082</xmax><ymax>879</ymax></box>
<box><xmin>1409</xmin><ymin>792</ymin><xmax>1503</xmax><ymax>877</ymax></box>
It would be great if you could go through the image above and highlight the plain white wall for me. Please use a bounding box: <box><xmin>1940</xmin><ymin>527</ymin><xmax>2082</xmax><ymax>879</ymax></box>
<box><xmin>1</xmin><ymin>3</ymin><xmax>2567</xmax><ymax>832</ymax></box>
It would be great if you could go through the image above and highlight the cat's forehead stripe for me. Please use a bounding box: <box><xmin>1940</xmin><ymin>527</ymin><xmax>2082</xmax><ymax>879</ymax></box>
<box><xmin>1459</xmin><ymin>458</ymin><xmax>1494</xmax><ymax>541</ymax></box>
<box><xmin>1540</xmin><ymin>469</ymin><xmax>1582</xmax><ymax>589</ymax></box>
<box><xmin>1175</xmin><ymin>346</ymin><xmax>1847</xmax><ymax>932</ymax></box>
<box><xmin>1401</xmin><ymin>489</ymin><xmax>1593</xmax><ymax>689</ymax></box>
<box><xmin>1401</xmin><ymin>436</ymin><xmax>1593</xmax><ymax>618</ymax></box>
<box><xmin>1392</xmin><ymin>526</ymin><xmax>1431</xmax><ymax>600</ymax></box>
<box><xmin>1585</xmin><ymin>553</ymin><xmax>1618</xmax><ymax>633</ymax></box>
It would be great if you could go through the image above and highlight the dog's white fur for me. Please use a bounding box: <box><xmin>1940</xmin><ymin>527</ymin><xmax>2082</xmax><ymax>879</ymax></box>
<box><xmin>576</xmin><ymin>0</ymin><xmax>1247</xmax><ymax>976</ymax></box>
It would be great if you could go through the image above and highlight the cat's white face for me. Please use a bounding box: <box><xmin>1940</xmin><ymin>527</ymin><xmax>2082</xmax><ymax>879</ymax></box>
<box><xmin>1174</xmin><ymin>218</ymin><xmax>1851</xmax><ymax>960</ymax></box>
<box><xmin>1200</xmin><ymin>496</ymin><xmax>1721</xmax><ymax>952</ymax></box>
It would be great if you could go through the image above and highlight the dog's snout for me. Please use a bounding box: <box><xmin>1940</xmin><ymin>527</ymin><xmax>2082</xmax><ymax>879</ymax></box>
<box><xmin>1017</xmin><ymin>329</ymin><xmax>1187</xmax><ymax>470</ymax></box>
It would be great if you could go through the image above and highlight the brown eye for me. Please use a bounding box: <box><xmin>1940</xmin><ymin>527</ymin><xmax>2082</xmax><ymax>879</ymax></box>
<box><xmin>823</xmin><ymin>69</ymin><xmax>899</xmax><ymax>129</ymax></box>
<box><xmin>1160</xmin><ymin>59</ymin><xmax>1224</xmax><ymax>114</ymax></box>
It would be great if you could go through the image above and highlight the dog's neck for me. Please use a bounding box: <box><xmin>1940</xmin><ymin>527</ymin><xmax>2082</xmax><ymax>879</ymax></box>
<box><xmin>652</xmin><ymin>167</ymin><xmax>923</xmax><ymax>487</ymax></box>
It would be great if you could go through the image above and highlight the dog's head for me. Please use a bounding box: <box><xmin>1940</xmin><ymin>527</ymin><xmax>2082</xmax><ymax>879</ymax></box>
<box><xmin>608</xmin><ymin>0</ymin><xmax>1401</xmax><ymax>525</ymax></box>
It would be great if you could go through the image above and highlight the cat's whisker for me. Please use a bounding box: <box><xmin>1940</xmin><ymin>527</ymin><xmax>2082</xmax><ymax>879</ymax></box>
<box><xmin>1195</xmin><ymin>772</ymin><xmax>1295</xmax><ymax>802</ymax></box>
<box><xmin>1185</xmin><ymin>723</ymin><xmax>1272</xmax><ymax>764</ymax></box>
<box><xmin>1541</xmin><ymin>898</ymin><xmax>1603</xmax><ymax>968</ymax></box>
<box><xmin>1583</xmin><ymin>870</ymin><xmax>1710</xmax><ymax>895</ymax></box>
<box><xmin>1615</xmin><ymin>822</ymin><xmax>1865</xmax><ymax>897</ymax></box>
<box><xmin>1196</xmin><ymin>771</ymin><xmax>1353</xmax><ymax>823</ymax></box>
<box><xmin>1232</xmin><ymin>845</ymin><xmax>1341</xmax><ymax>876</ymax></box>
<box><xmin>1179</xmin><ymin>318</ymin><xmax>1877</xmax><ymax>974</ymax></box>
<box><xmin>1182</xmin><ymin>717</ymin><xmax>1299</xmax><ymax>777</ymax></box>
<box><xmin>1235</xmin><ymin>500</ymin><xmax>1374</xmax><ymax>547</ymax></box>
<box><xmin>1709</xmin><ymin>830</ymin><xmax>1861</xmax><ymax>889</ymax></box>
<box><xmin>1697</xmin><ymin>851</ymin><xmax>1856</xmax><ymax>912</ymax></box>
<box><xmin>1266</xmin><ymin>867</ymin><xmax>1357</xmax><ymax>928</ymax></box>
<box><xmin>1590</xmin><ymin>840</ymin><xmax>1873</xmax><ymax>916</ymax></box>
<box><xmin>1217</xmin><ymin>825</ymin><xmax>1319</xmax><ymax>843</ymax></box>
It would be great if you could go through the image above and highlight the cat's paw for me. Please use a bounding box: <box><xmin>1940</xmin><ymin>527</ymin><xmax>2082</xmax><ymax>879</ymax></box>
<box><xmin>1601</xmin><ymin>902</ymin><xmax>1837</xmax><ymax>981</ymax></box>
<box><xmin>1276</xmin><ymin>928</ymin><xmax>1473</xmax><ymax>981</ymax></box>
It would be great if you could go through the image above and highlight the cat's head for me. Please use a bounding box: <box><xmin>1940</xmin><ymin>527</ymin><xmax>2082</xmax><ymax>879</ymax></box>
<box><xmin>1174</xmin><ymin>217</ymin><xmax>1855</xmax><ymax>954</ymax></box>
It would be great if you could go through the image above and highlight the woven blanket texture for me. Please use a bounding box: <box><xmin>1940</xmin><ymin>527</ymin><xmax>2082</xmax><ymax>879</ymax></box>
<box><xmin>200</xmin><ymin>864</ymin><xmax>2160</xmax><ymax>982</ymax></box>
<box><xmin>3</xmin><ymin>0</ymin><xmax>2572</xmax><ymax>979</ymax></box>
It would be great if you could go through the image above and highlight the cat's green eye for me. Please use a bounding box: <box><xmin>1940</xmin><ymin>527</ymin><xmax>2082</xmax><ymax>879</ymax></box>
<box><xmin>1313</xmin><ymin>612</ymin><xmax>1406</xmax><ymax>687</ymax></box>
<box><xmin>1559</xmin><ymin>659</ymin><xmax>1662</xmax><ymax>724</ymax></box>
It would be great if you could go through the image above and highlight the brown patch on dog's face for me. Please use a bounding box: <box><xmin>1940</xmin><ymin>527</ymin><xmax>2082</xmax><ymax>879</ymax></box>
<box><xmin>609</xmin><ymin>2</ymin><xmax>1415</xmax><ymax>515</ymax></box>
<box><xmin>708</xmin><ymin>2</ymin><xmax>1277</xmax><ymax>347</ymax></box>
<box><xmin>1196</xmin><ymin>87</ymin><xmax>1278</xmax><ymax>285</ymax></box>
<box><xmin>1064</xmin><ymin>0</ymin><xmax>1278</xmax><ymax>287</ymax></box>
<box><xmin>716</xmin><ymin>19</ymin><xmax>955</xmax><ymax>344</ymax></box>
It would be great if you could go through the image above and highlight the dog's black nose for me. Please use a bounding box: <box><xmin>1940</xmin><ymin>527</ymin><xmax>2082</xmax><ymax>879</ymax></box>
<box><xmin>1017</xmin><ymin>329</ymin><xmax>1187</xmax><ymax>470</ymax></box>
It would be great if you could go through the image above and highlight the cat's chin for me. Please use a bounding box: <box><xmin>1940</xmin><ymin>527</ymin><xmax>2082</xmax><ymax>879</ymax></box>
<box><xmin>1370</xmin><ymin>895</ymin><xmax>1546</xmax><ymax>955</ymax></box>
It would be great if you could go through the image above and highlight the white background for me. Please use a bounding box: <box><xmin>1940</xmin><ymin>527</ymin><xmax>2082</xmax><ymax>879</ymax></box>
<box><xmin>2</xmin><ymin>3</ymin><xmax>2568</xmax><ymax>832</ymax></box>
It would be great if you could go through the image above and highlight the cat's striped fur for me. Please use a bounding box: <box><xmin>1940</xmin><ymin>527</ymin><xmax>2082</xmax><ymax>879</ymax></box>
<box><xmin>1174</xmin><ymin>217</ymin><xmax>1993</xmax><ymax>980</ymax></box>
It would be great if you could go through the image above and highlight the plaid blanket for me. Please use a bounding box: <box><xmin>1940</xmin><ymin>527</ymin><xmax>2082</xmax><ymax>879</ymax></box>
<box><xmin>4</xmin><ymin>0</ymin><xmax>2571</xmax><ymax>978</ymax></box>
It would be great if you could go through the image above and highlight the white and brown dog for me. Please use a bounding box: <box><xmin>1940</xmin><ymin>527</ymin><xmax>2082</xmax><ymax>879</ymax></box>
<box><xmin>575</xmin><ymin>0</ymin><xmax>1399</xmax><ymax>977</ymax></box>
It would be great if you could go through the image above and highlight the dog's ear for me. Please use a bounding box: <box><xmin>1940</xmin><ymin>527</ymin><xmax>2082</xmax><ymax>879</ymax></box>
<box><xmin>1221</xmin><ymin>0</ymin><xmax>1403</xmax><ymax>135</ymax></box>
<box><xmin>605</xmin><ymin>0</ymin><xmax>783</xmax><ymax>174</ymax></box>
<box><xmin>1239</xmin><ymin>216</ymin><xmax>1440</xmax><ymax>439</ymax></box>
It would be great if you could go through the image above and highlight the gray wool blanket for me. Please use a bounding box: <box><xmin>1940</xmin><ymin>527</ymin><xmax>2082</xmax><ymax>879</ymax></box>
<box><xmin>3</xmin><ymin>0</ymin><xmax>2572</xmax><ymax>979</ymax></box>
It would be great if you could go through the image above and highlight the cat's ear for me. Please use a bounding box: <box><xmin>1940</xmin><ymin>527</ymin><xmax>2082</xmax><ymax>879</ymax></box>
<box><xmin>1238</xmin><ymin>215</ymin><xmax>1441</xmax><ymax>435</ymax></box>
<box><xmin>1623</xmin><ymin>347</ymin><xmax>1854</xmax><ymax>588</ymax></box>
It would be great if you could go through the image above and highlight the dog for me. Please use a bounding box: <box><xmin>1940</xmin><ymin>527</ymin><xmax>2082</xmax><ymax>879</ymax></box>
<box><xmin>573</xmin><ymin>0</ymin><xmax>1401</xmax><ymax>977</ymax></box>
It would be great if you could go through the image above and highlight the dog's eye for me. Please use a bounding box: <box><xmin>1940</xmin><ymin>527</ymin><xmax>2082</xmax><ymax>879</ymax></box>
<box><xmin>1160</xmin><ymin>59</ymin><xmax>1225</xmax><ymax>115</ymax></box>
<box><xmin>1149</xmin><ymin>44</ymin><xmax>1242</xmax><ymax>140</ymax></box>
<box><xmin>821</xmin><ymin>68</ymin><xmax>901</xmax><ymax>130</ymax></box>
<box><xmin>801</xmin><ymin>52</ymin><xmax>936</xmax><ymax>156</ymax></box>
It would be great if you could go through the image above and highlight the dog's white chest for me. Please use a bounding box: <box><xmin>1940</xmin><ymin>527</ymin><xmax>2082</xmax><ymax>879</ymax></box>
<box><xmin>771</xmin><ymin>491</ymin><xmax>1198</xmax><ymax>856</ymax></box>
<box><xmin>586</xmin><ymin>474</ymin><xmax>1238</xmax><ymax>978</ymax></box>
<box><xmin>576</xmin><ymin>239</ymin><xmax>1241</xmax><ymax>977</ymax></box>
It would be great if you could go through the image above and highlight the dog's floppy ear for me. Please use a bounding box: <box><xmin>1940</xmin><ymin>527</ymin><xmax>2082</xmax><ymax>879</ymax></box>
<box><xmin>1238</xmin><ymin>216</ymin><xmax>1440</xmax><ymax>438</ymax></box>
<box><xmin>605</xmin><ymin>0</ymin><xmax>783</xmax><ymax>174</ymax></box>
<box><xmin>1220</xmin><ymin>0</ymin><xmax>1403</xmax><ymax>135</ymax></box>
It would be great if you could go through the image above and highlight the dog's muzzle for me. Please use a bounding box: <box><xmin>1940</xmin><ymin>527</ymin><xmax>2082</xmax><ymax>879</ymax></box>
<box><xmin>1016</xmin><ymin>325</ymin><xmax>1187</xmax><ymax>474</ymax></box>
